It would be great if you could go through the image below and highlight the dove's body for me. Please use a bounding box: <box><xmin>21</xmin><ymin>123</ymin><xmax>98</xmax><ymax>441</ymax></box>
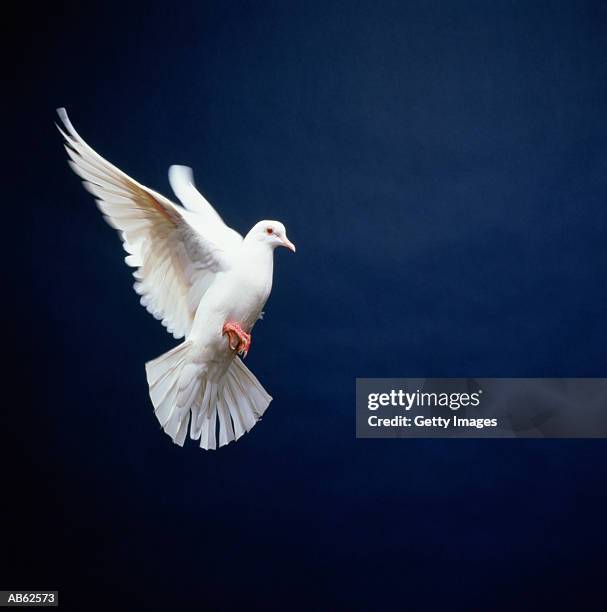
<box><xmin>194</xmin><ymin>239</ymin><xmax>274</xmax><ymax>337</ymax></box>
<box><xmin>57</xmin><ymin>108</ymin><xmax>294</xmax><ymax>450</ymax></box>
<box><xmin>187</xmin><ymin>241</ymin><xmax>274</xmax><ymax>380</ymax></box>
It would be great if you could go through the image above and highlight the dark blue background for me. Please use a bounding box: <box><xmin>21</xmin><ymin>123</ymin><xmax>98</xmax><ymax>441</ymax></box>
<box><xmin>12</xmin><ymin>0</ymin><xmax>607</xmax><ymax>609</ymax></box>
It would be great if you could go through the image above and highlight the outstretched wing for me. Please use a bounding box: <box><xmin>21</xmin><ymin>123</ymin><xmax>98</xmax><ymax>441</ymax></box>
<box><xmin>57</xmin><ymin>108</ymin><xmax>240</xmax><ymax>339</ymax></box>
<box><xmin>168</xmin><ymin>164</ymin><xmax>243</xmax><ymax>251</ymax></box>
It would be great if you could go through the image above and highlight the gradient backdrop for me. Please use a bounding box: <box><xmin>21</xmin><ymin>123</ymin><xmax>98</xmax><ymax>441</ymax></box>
<box><xmin>12</xmin><ymin>1</ymin><xmax>607</xmax><ymax>610</ymax></box>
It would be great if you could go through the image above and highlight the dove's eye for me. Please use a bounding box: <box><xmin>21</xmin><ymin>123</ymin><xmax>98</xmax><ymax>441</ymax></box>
<box><xmin>266</xmin><ymin>228</ymin><xmax>273</xmax><ymax>235</ymax></box>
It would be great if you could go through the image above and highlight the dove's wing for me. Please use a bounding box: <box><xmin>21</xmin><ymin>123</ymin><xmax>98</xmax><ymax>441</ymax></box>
<box><xmin>57</xmin><ymin>108</ymin><xmax>241</xmax><ymax>339</ymax></box>
<box><xmin>168</xmin><ymin>165</ymin><xmax>222</xmax><ymax>221</ymax></box>
<box><xmin>168</xmin><ymin>164</ymin><xmax>243</xmax><ymax>251</ymax></box>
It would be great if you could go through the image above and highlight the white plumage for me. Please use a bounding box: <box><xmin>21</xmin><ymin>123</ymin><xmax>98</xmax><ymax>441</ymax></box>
<box><xmin>57</xmin><ymin>108</ymin><xmax>295</xmax><ymax>450</ymax></box>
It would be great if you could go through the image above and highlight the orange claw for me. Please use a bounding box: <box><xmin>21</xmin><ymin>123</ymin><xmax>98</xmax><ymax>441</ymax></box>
<box><xmin>222</xmin><ymin>321</ymin><xmax>252</xmax><ymax>357</ymax></box>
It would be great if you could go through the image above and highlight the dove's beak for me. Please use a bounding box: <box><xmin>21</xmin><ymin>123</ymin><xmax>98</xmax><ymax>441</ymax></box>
<box><xmin>282</xmin><ymin>237</ymin><xmax>296</xmax><ymax>252</ymax></box>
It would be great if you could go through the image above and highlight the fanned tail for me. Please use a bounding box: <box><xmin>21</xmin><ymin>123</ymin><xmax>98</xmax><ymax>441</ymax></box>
<box><xmin>145</xmin><ymin>342</ymin><xmax>272</xmax><ymax>450</ymax></box>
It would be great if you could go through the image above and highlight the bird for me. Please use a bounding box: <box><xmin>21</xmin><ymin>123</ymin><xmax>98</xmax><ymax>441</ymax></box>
<box><xmin>56</xmin><ymin>108</ymin><xmax>295</xmax><ymax>450</ymax></box>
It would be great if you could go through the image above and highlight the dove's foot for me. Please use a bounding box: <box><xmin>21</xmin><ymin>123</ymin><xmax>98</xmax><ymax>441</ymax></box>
<box><xmin>222</xmin><ymin>321</ymin><xmax>251</xmax><ymax>357</ymax></box>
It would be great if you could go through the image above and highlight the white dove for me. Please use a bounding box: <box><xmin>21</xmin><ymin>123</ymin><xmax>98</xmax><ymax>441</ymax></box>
<box><xmin>57</xmin><ymin>108</ymin><xmax>295</xmax><ymax>450</ymax></box>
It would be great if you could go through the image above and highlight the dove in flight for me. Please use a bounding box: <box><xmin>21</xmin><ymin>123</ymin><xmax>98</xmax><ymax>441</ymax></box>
<box><xmin>56</xmin><ymin>108</ymin><xmax>295</xmax><ymax>450</ymax></box>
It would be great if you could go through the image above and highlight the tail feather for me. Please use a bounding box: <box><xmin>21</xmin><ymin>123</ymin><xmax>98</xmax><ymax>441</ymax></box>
<box><xmin>223</xmin><ymin>381</ymin><xmax>246</xmax><ymax>439</ymax></box>
<box><xmin>226</xmin><ymin>366</ymin><xmax>257</xmax><ymax>431</ymax></box>
<box><xmin>198</xmin><ymin>408</ymin><xmax>217</xmax><ymax>450</ymax></box>
<box><xmin>147</xmin><ymin>341</ymin><xmax>192</xmax><ymax>427</ymax></box>
<box><xmin>189</xmin><ymin>382</ymin><xmax>212</xmax><ymax>441</ymax></box>
<box><xmin>145</xmin><ymin>342</ymin><xmax>272</xmax><ymax>450</ymax></box>
<box><xmin>174</xmin><ymin>412</ymin><xmax>190</xmax><ymax>447</ymax></box>
<box><xmin>217</xmin><ymin>398</ymin><xmax>235</xmax><ymax>447</ymax></box>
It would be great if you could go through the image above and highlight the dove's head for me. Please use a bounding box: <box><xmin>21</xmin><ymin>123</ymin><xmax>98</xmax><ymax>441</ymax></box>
<box><xmin>247</xmin><ymin>220</ymin><xmax>296</xmax><ymax>252</ymax></box>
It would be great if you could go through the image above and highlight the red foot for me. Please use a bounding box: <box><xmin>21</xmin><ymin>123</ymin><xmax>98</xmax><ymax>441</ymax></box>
<box><xmin>222</xmin><ymin>321</ymin><xmax>252</xmax><ymax>357</ymax></box>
